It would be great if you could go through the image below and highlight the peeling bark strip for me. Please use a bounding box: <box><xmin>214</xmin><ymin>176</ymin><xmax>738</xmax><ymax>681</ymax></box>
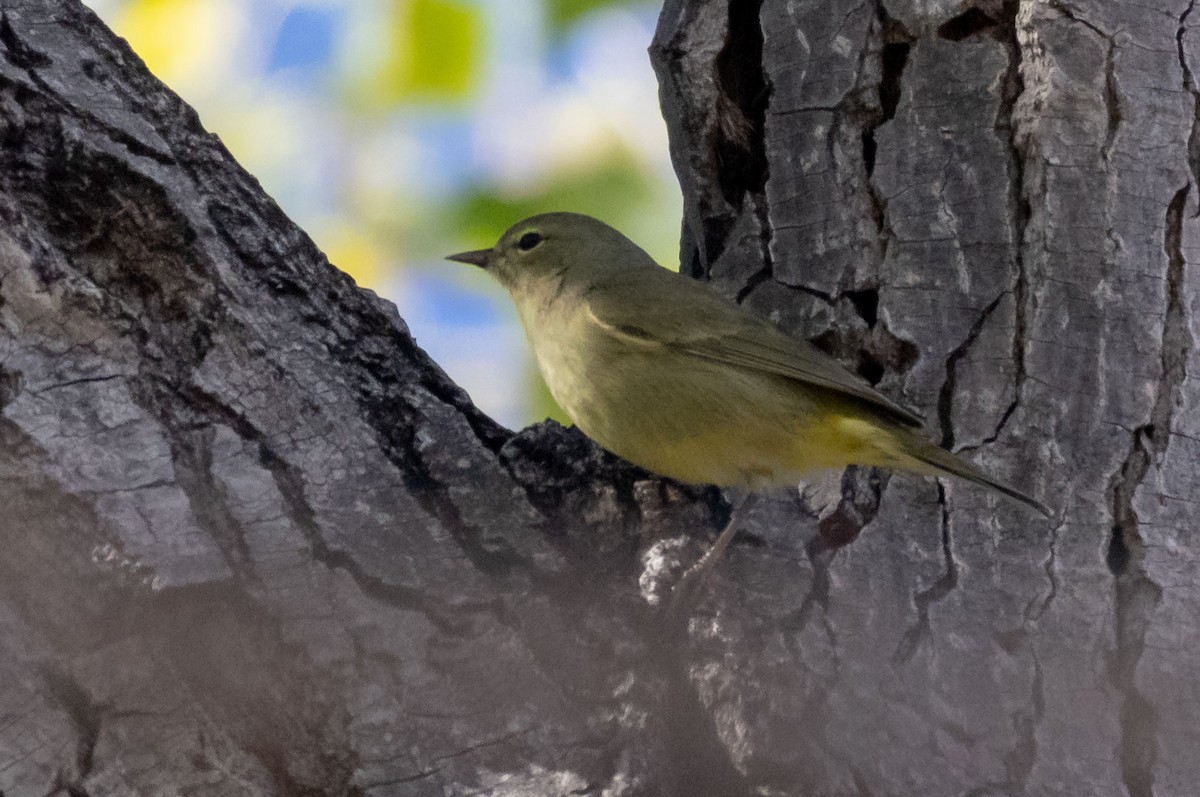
<box><xmin>2</xmin><ymin>0</ymin><xmax>1200</xmax><ymax>795</ymax></box>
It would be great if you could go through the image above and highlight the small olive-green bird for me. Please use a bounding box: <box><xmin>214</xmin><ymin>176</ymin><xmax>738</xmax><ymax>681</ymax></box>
<box><xmin>448</xmin><ymin>212</ymin><xmax>1047</xmax><ymax>518</ymax></box>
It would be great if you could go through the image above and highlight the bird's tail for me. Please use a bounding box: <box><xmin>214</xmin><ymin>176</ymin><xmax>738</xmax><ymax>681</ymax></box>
<box><xmin>889</xmin><ymin>429</ymin><xmax>1049</xmax><ymax>517</ymax></box>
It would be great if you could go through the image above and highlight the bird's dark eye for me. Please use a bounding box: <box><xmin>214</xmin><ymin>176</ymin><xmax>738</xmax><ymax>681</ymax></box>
<box><xmin>517</xmin><ymin>232</ymin><xmax>543</xmax><ymax>251</ymax></box>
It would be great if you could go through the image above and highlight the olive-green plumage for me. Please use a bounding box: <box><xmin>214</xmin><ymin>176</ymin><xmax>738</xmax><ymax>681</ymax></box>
<box><xmin>449</xmin><ymin>212</ymin><xmax>1046</xmax><ymax>515</ymax></box>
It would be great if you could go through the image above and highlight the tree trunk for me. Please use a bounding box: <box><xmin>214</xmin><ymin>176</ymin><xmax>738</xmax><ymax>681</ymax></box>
<box><xmin>653</xmin><ymin>0</ymin><xmax>1200</xmax><ymax>794</ymax></box>
<box><xmin>0</xmin><ymin>1</ymin><xmax>1195</xmax><ymax>795</ymax></box>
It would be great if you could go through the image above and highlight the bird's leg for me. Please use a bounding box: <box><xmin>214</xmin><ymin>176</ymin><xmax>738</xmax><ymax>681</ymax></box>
<box><xmin>667</xmin><ymin>492</ymin><xmax>758</xmax><ymax>619</ymax></box>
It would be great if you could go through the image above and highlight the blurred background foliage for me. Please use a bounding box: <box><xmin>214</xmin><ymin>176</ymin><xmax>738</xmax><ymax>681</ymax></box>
<box><xmin>84</xmin><ymin>0</ymin><xmax>680</xmax><ymax>428</ymax></box>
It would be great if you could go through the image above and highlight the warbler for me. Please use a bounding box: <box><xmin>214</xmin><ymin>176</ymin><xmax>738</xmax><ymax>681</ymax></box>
<box><xmin>449</xmin><ymin>213</ymin><xmax>1047</xmax><ymax>599</ymax></box>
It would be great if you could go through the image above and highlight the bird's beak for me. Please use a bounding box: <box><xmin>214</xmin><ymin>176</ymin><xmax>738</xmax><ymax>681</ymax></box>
<box><xmin>446</xmin><ymin>248</ymin><xmax>493</xmax><ymax>269</ymax></box>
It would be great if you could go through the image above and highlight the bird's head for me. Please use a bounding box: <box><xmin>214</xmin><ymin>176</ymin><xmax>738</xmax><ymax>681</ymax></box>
<box><xmin>447</xmin><ymin>212</ymin><xmax>649</xmax><ymax>293</ymax></box>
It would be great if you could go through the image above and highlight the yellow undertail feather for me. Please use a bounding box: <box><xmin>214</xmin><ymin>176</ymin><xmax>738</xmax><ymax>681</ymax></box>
<box><xmin>834</xmin><ymin>418</ymin><xmax>1050</xmax><ymax>516</ymax></box>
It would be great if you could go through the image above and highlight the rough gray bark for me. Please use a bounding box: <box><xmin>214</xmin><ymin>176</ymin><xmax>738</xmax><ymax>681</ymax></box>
<box><xmin>0</xmin><ymin>1</ymin><xmax>1195</xmax><ymax>796</ymax></box>
<box><xmin>652</xmin><ymin>0</ymin><xmax>1200</xmax><ymax>795</ymax></box>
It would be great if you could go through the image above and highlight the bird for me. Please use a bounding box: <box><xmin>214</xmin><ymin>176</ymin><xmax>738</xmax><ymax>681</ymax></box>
<box><xmin>448</xmin><ymin>212</ymin><xmax>1048</xmax><ymax>608</ymax></box>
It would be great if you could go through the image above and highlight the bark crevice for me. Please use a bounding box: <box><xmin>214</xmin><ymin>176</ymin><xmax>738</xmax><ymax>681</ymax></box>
<box><xmin>1104</xmin><ymin>183</ymin><xmax>1190</xmax><ymax>797</ymax></box>
<box><xmin>863</xmin><ymin>3</ymin><xmax>911</xmax><ymax>258</ymax></box>
<box><xmin>717</xmin><ymin>0</ymin><xmax>774</xmax><ymax>300</ymax></box>
<box><xmin>41</xmin><ymin>665</ymin><xmax>102</xmax><ymax>794</ymax></box>
<box><xmin>982</xmin><ymin>0</ymin><xmax>1033</xmax><ymax>453</ymax></box>
<box><xmin>937</xmin><ymin>291</ymin><xmax>1008</xmax><ymax>450</ymax></box>
<box><xmin>1178</xmin><ymin>0</ymin><xmax>1200</xmax><ymax>206</ymax></box>
<box><xmin>892</xmin><ymin>484</ymin><xmax>959</xmax><ymax>664</ymax></box>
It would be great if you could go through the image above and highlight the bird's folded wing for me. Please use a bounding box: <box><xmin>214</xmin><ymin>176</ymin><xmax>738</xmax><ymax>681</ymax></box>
<box><xmin>687</xmin><ymin>334</ymin><xmax>923</xmax><ymax>426</ymax></box>
<box><xmin>585</xmin><ymin>280</ymin><xmax>923</xmax><ymax>428</ymax></box>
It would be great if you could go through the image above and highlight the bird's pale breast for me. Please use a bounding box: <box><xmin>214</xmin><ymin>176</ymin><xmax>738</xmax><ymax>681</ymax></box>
<box><xmin>517</xmin><ymin>288</ymin><xmax>857</xmax><ymax>489</ymax></box>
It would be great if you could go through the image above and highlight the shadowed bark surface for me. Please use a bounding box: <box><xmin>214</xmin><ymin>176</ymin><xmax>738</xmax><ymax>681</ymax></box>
<box><xmin>1</xmin><ymin>1</ymin><xmax>1197</xmax><ymax>795</ymax></box>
